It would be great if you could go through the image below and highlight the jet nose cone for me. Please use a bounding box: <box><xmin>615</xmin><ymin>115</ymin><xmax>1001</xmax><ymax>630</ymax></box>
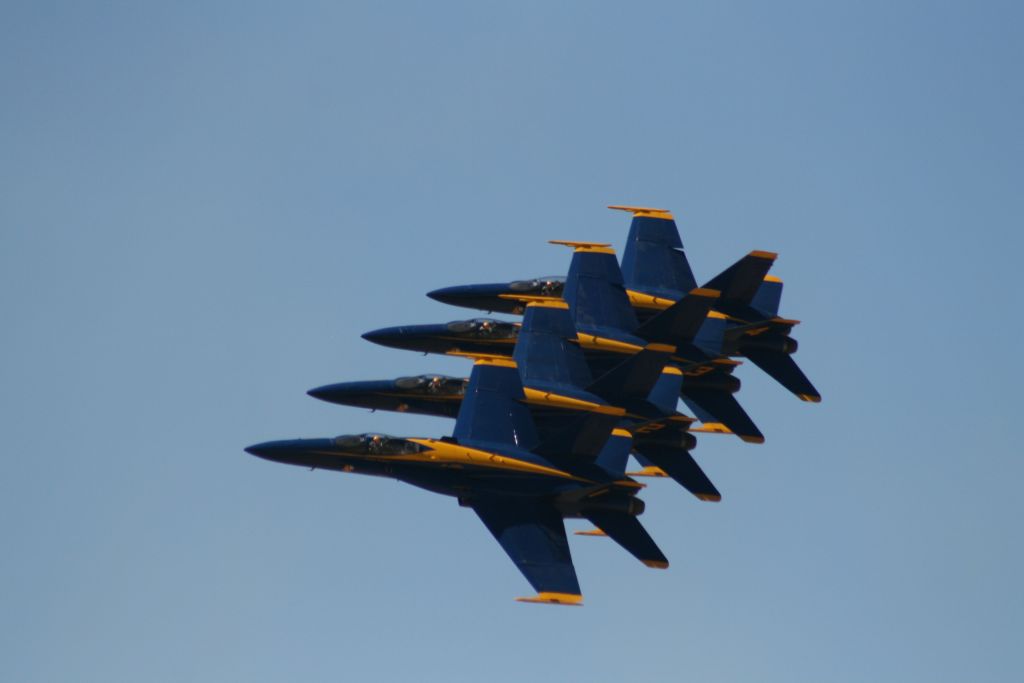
<box><xmin>361</xmin><ymin>325</ymin><xmax>401</xmax><ymax>345</ymax></box>
<box><xmin>244</xmin><ymin>438</ymin><xmax>334</xmax><ymax>464</ymax></box>
<box><xmin>426</xmin><ymin>285</ymin><xmax>472</xmax><ymax>306</ymax></box>
<box><xmin>307</xmin><ymin>381</ymin><xmax>382</xmax><ymax>405</ymax></box>
<box><xmin>244</xmin><ymin>441</ymin><xmax>282</xmax><ymax>459</ymax></box>
<box><xmin>307</xmin><ymin>384</ymin><xmax>336</xmax><ymax>402</ymax></box>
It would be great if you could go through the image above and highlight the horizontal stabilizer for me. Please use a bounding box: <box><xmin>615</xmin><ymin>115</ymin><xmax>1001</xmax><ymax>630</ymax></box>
<box><xmin>634</xmin><ymin>444</ymin><xmax>721</xmax><ymax>502</ymax></box>
<box><xmin>582</xmin><ymin>510</ymin><xmax>669</xmax><ymax>568</ymax></box>
<box><xmin>680</xmin><ymin>387</ymin><xmax>764</xmax><ymax>444</ymax></box>
<box><xmin>744</xmin><ymin>349</ymin><xmax>821</xmax><ymax>402</ymax></box>
<box><xmin>635</xmin><ymin>288</ymin><xmax>720</xmax><ymax>345</ymax></box>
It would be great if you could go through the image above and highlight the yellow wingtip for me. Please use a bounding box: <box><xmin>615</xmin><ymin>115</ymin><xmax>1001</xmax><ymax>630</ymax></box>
<box><xmin>515</xmin><ymin>592</ymin><xmax>583</xmax><ymax>606</ymax></box>
<box><xmin>643</xmin><ymin>560</ymin><xmax>670</xmax><ymax>569</ymax></box>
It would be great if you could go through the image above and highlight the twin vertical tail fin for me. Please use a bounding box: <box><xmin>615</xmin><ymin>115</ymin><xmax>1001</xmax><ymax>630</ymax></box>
<box><xmin>634</xmin><ymin>287</ymin><xmax>720</xmax><ymax>347</ymax></box>
<box><xmin>751</xmin><ymin>277</ymin><xmax>783</xmax><ymax>318</ymax></box>
<box><xmin>453</xmin><ymin>359</ymin><xmax>540</xmax><ymax>450</ymax></box>
<box><xmin>703</xmin><ymin>251</ymin><xmax>778</xmax><ymax>320</ymax></box>
<box><xmin>513</xmin><ymin>300</ymin><xmax>594</xmax><ymax>391</ymax></box>
<box><xmin>554</xmin><ymin>241</ymin><xmax>640</xmax><ymax>335</ymax></box>
<box><xmin>613</xmin><ymin>206</ymin><xmax>698</xmax><ymax>298</ymax></box>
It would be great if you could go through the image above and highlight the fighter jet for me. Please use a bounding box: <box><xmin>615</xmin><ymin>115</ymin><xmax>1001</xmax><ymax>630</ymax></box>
<box><xmin>427</xmin><ymin>205</ymin><xmax>820</xmax><ymax>404</ymax></box>
<box><xmin>314</xmin><ymin>300</ymin><xmax>721</xmax><ymax>501</ymax></box>
<box><xmin>364</xmin><ymin>239</ymin><xmax>766</xmax><ymax>442</ymax></box>
<box><xmin>247</xmin><ymin>356</ymin><xmax>671</xmax><ymax>605</ymax></box>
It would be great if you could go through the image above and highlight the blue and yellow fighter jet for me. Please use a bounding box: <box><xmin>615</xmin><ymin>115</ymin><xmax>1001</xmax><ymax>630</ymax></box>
<box><xmin>247</xmin><ymin>353</ymin><xmax>672</xmax><ymax>605</ymax></box>
<box><xmin>312</xmin><ymin>299</ymin><xmax>721</xmax><ymax>501</ymax></box>
<box><xmin>363</xmin><ymin>237</ymin><xmax>766</xmax><ymax>442</ymax></box>
<box><xmin>427</xmin><ymin>205</ymin><xmax>821</xmax><ymax>404</ymax></box>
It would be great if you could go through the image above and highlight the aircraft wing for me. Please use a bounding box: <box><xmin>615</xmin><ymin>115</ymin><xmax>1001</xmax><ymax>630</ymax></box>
<box><xmin>472</xmin><ymin>498</ymin><xmax>583</xmax><ymax>605</ymax></box>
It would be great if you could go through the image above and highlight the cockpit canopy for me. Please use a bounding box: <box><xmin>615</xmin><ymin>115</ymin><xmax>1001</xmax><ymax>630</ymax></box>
<box><xmin>444</xmin><ymin>318</ymin><xmax>519</xmax><ymax>339</ymax></box>
<box><xmin>393</xmin><ymin>374</ymin><xmax>467</xmax><ymax>395</ymax></box>
<box><xmin>332</xmin><ymin>433</ymin><xmax>426</xmax><ymax>455</ymax></box>
<box><xmin>508</xmin><ymin>276</ymin><xmax>565</xmax><ymax>296</ymax></box>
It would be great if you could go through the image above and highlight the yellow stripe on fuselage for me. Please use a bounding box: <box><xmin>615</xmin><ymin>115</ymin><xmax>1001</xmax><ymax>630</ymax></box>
<box><xmin>498</xmin><ymin>294</ymin><xmax>565</xmax><ymax>306</ymax></box>
<box><xmin>404</xmin><ymin>438</ymin><xmax>593</xmax><ymax>482</ymax></box>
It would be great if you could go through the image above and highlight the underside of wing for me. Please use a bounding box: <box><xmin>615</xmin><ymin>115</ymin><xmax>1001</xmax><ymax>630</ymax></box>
<box><xmin>471</xmin><ymin>498</ymin><xmax>583</xmax><ymax>605</ymax></box>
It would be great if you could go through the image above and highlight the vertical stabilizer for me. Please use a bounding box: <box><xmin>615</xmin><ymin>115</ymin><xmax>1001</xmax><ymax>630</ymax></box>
<box><xmin>613</xmin><ymin>205</ymin><xmax>698</xmax><ymax>299</ymax></box>
<box><xmin>453</xmin><ymin>359</ymin><xmax>540</xmax><ymax>450</ymax></box>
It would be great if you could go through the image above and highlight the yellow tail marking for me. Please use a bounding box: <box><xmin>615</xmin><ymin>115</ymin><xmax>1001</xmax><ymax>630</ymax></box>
<box><xmin>607</xmin><ymin>205</ymin><xmax>674</xmax><ymax>220</ymax></box>
<box><xmin>643</xmin><ymin>560</ymin><xmax>670</xmax><ymax>569</ymax></box>
<box><xmin>749</xmin><ymin>250</ymin><xmax>778</xmax><ymax>260</ymax></box>
<box><xmin>548</xmin><ymin>240</ymin><xmax>615</xmax><ymax>254</ymax></box>
<box><xmin>645</xmin><ymin>342</ymin><xmax>676</xmax><ymax>353</ymax></box>
<box><xmin>763</xmin><ymin>274</ymin><xmax>783</xmax><ymax>283</ymax></box>
<box><xmin>404</xmin><ymin>439</ymin><xmax>590</xmax><ymax>481</ymax></box>
<box><xmin>661</xmin><ymin>366</ymin><xmax>683</xmax><ymax>376</ymax></box>
<box><xmin>610</xmin><ymin>428</ymin><xmax>633</xmax><ymax>439</ymax></box>
<box><xmin>516</xmin><ymin>592</ymin><xmax>584</xmax><ymax>606</ymax></box>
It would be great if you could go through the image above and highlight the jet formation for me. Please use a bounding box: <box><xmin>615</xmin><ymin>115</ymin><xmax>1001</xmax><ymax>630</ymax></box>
<box><xmin>246</xmin><ymin>206</ymin><xmax>820</xmax><ymax>605</ymax></box>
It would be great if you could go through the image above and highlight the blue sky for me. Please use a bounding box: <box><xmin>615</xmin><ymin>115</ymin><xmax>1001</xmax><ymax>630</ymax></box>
<box><xmin>2</xmin><ymin>2</ymin><xmax>1021</xmax><ymax>681</ymax></box>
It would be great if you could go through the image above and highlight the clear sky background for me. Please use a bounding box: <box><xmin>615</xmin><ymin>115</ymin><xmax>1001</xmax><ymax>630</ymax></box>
<box><xmin>2</xmin><ymin>2</ymin><xmax>1021</xmax><ymax>681</ymax></box>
